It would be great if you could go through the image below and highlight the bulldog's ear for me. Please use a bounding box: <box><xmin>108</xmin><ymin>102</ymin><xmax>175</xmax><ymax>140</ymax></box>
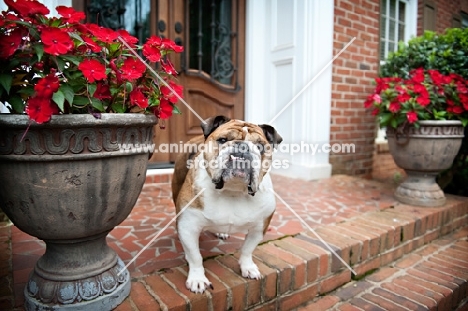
<box><xmin>201</xmin><ymin>115</ymin><xmax>231</xmax><ymax>139</ymax></box>
<box><xmin>259</xmin><ymin>124</ymin><xmax>283</xmax><ymax>148</ymax></box>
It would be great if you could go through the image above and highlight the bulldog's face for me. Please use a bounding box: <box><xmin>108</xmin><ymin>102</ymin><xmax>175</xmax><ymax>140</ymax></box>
<box><xmin>200</xmin><ymin>116</ymin><xmax>282</xmax><ymax>196</ymax></box>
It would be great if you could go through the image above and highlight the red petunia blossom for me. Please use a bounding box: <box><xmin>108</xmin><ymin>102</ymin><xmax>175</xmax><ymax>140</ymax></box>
<box><xmin>396</xmin><ymin>92</ymin><xmax>411</xmax><ymax>103</ymax></box>
<box><xmin>448</xmin><ymin>106</ymin><xmax>464</xmax><ymax>114</ymax></box>
<box><xmin>87</xmin><ymin>23</ymin><xmax>118</xmax><ymax>43</ymax></box>
<box><xmin>129</xmin><ymin>89</ymin><xmax>148</xmax><ymax>108</ymax></box>
<box><xmin>116</xmin><ymin>29</ymin><xmax>138</xmax><ymax>48</ymax></box>
<box><xmin>26</xmin><ymin>96</ymin><xmax>59</xmax><ymax>124</ymax></box>
<box><xmin>160</xmin><ymin>58</ymin><xmax>177</xmax><ymax>75</ymax></box>
<box><xmin>4</xmin><ymin>0</ymin><xmax>49</xmax><ymax>17</ymax></box>
<box><xmin>56</xmin><ymin>6</ymin><xmax>85</xmax><ymax>23</ymax></box>
<box><xmin>78</xmin><ymin>59</ymin><xmax>107</xmax><ymax>83</ymax></box>
<box><xmin>142</xmin><ymin>36</ymin><xmax>162</xmax><ymax>62</ymax></box>
<box><xmin>412</xmin><ymin>83</ymin><xmax>427</xmax><ymax>94</ymax></box>
<box><xmin>389</xmin><ymin>101</ymin><xmax>401</xmax><ymax>113</ymax></box>
<box><xmin>157</xmin><ymin>98</ymin><xmax>173</xmax><ymax>119</ymax></box>
<box><xmin>456</xmin><ymin>81</ymin><xmax>468</xmax><ymax>94</ymax></box>
<box><xmin>34</xmin><ymin>74</ymin><xmax>60</xmax><ymax>98</ymax></box>
<box><xmin>93</xmin><ymin>83</ymin><xmax>111</xmax><ymax>100</ymax></box>
<box><xmin>406</xmin><ymin>111</ymin><xmax>418</xmax><ymax>124</ymax></box>
<box><xmin>460</xmin><ymin>94</ymin><xmax>468</xmax><ymax>110</ymax></box>
<box><xmin>364</xmin><ymin>94</ymin><xmax>374</xmax><ymax>108</ymax></box>
<box><xmin>0</xmin><ymin>28</ymin><xmax>23</xmax><ymax>59</ymax></box>
<box><xmin>416</xmin><ymin>95</ymin><xmax>430</xmax><ymax>106</ymax></box>
<box><xmin>371</xmin><ymin>108</ymin><xmax>380</xmax><ymax>116</ymax></box>
<box><xmin>120</xmin><ymin>58</ymin><xmax>146</xmax><ymax>81</ymax></box>
<box><xmin>410</xmin><ymin>68</ymin><xmax>425</xmax><ymax>84</ymax></box>
<box><xmin>161</xmin><ymin>38</ymin><xmax>184</xmax><ymax>53</ymax></box>
<box><xmin>428</xmin><ymin>69</ymin><xmax>444</xmax><ymax>86</ymax></box>
<box><xmin>82</xmin><ymin>36</ymin><xmax>102</xmax><ymax>53</ymax></box>
<box><xmin>41</xmin><ymin>27</ymin><xmax>73</xmax><ymax>56</ymax></box>
<box><xmin>160</xmin><ymin>81</ymin><xmax>183</xmax><ymax>103</ymax></box>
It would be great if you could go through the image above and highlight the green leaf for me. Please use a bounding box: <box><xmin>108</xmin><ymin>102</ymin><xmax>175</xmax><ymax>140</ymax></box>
<box><xmin>33</xmin><ymin>44</ymin><xmax>44</xmax><ymax>62</ymax></box>
<box><xmin>125</xmin><ymin>82</ymin><xmax>133</xmax><ymax>93</ymax></box>
<box><xmin>59</xmin><ymin>84</ymin><xmax>74</xmax><ymax>105</ymax></box>
<box><xmin>109</xmin><ymin>42</ymin><xmax>121</xmax><ymax>53</ymax></box>
<box><xmin>172</xmin><ymin>104</ymin><xmax>181</xmax><ymax>115</ymax></box>
<box><xmin>90</xmin><ymin>98</ymin><xmax>104</xmax><ymax>112</ymax></box>
<box><xmin>0</xmin><ymin>74</ymin><xmax>13</xmax><ymax>94</ymax></box>
<box><xmin>56</xmin><ymin>57</ymin><xmax>66</xmax><ymax>71</ymax></box>
<box><xmin>7</xmin><ymin>95</ymin><xmax>25</xmax><ymax>113</ymax></box>
<box><xmin>111</xmin><ymin>101</ymin><xmax>126</xmax><ymax>113</ymax></box>
<box><xmin>60</xmin><ymin>55</ymin><xmax>81</xmax><ymax>66</ymax></box>
<box><xmin>68</xmin><ymin>32</ymin><xmax>84</xmax><ymax>42</ymax></box>
<box><xmin>73</xmin><ymin>96</ymin><xmax>90</xmax><ymax>107</ymax></box>
<box><xmin>87</xmin><ymin>84</ymin><xmax>97</xmax><ymax>97</ymax></box>
<box><xmin>379</xmin><ymin>113</ymin><xmax>393</xmax><ymax>126</ymax></box>
<box><xmin>52</xmin><ymin>90</ymin><xmax>65</xmax><ymax>112</ymax></box>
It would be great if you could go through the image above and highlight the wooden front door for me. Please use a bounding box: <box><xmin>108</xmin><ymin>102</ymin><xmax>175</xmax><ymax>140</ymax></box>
<box><xmin>151</xmin><ymin>0</ymin><xmax>246</xmax><ymax>163</ymax></box>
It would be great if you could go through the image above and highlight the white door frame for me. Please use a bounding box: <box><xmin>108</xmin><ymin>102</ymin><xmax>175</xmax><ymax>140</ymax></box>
<box><xmin>245</xmin><ymin>0</ymin><xmax>334</xmax><ymax>180</ymax></box>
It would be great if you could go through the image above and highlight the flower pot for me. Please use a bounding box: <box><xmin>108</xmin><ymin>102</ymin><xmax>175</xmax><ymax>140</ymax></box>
<box><xmin>386</xmin><ymin>120</ymin><xmax>464</xmax><ymax>207</ymax></box>
<box><xmin>0</xmin><ymin>114</ymin><xmax>157</xmax><ymax>310</ymax></box>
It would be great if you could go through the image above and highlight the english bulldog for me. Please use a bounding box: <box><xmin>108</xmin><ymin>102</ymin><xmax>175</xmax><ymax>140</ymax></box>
<box><xmin>171</xmin><ymin>115</ymin><xmax>282</xmax><ymax>293</ymax></box>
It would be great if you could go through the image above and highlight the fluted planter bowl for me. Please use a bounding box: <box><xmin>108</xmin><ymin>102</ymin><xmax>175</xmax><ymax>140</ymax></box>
<box><xmin>386</xmin><ymin>120</ymin><xmax>464</xmax><ymax>207</ymax></box>
<box><xmin>0</xmin><ymin>114</ymin><xmax>157</xmax><ymax>310</ymax></box>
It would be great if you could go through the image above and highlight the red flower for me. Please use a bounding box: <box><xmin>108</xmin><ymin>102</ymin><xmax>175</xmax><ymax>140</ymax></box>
<box><xmin>410</xmin><ymin>68</ymin><xmax>425</xmax><ymax>84</ymax></box>
<box><xmin>160</xmin><ymin>81</ymin><xmax>183</xmax><ymax>103</ymax></box>
<box><xmin>406</xmin><ymin>111</ymin><xmax>418</xmax><ymax>124</ymax></box>
<box><xmin>416</xmin><ymin>95</ymin><xmax>430</xmax><ymax>106</ymax></box>
<box><xmin>460</xmin><ymin>94</ymin><xmax>468</xmax><ymax>110</ymax></box>
<box><xmin>456</xmin><ymin>82</ymin><xmax>468</xmax><ymax>94</ymax></box>
<box><xmin>82</xmin><ymin>36</ymin><xmax>102</xmax><ymax>53</ymax></box>
<box><xmin>0</xmin><ymin>28</ymin><xmax>23</xmax><ymax>59</ymax></box>
<box><xmin>158</xmin><ymin>98</ymin><xmax>173</xmax><ymax>119</ymax></box>
<box><xmin>129</xmin><ymin>89</ymin><xmax>148</xmax><ymax>108</ymax></box>
<box><xmin>94</xmin><ymin>83</ymin><xmax>111</xmax><ymax>100</ymax></box>
<box><xmin>448</xmin><ymin>106</ymin><xmax>464</xmax><ymax>114</ymax></box>
<box><xmin>428</xmin><ymin>69</ymin><xmax>444</xmax><ymax>86</ymax></box>
<box><xmin>161</xmin><ymin>58</ymin><xmax>177</xmax><ymax>75</ymax></box>
<box><xmin>143</xmin><ymin>36</ymin><xmax>162</xmax><ymax>62</ymax></box>
<box><xmin>371</xmin><ymin>108</ymin><xmax>379</xmax><ymax>116</ymax></box>
<box><xmin>56</xmin><ymin>6</ymin><xmax>85</xmax><ymax>23</ymax></box>
<box><xmin>78</xmin><ymin>59</ymin><xmax>107</xmax><ymax>83</ymax></box>
<box><xmin>87</xmin><ymin>24</ymin><xmax>118</xmax><ymax>43</ymax></box>
<box><xmin>396</xmin><ymin>92</ymin><xmax>411</xmax><ymax>103</ymax></box>
<box><xmin>41</xmin><ymin>27</ymin><xmax>73</xmax><ymax>56</ymax></box>
<box><xmin>120</xmin><ymin>58</ymin><xmax>146</xmax><ymax>81</ymax></box>
<box><xmin>161</xmin><ymin>38</ymin><xmax>184</xmax><ymax>53</ymax></box>
<box><xmin>4</xmin><ymin>0</ymin><xmax>49</xmax><ymax>17</ymax></box>
<box><xmin>364</xmin><ymin>94</ymin><xmax>374</xmax><ymax>108</ymax></box>
<box><xmin>26</xmin><ymin>97</ymin><xmax>59</xmax><ymax>124</ymax></box>
<box><xmin>116</xmin><ymin>29</ymin><xmax>138</xmax><ymax>48</ymax></box>
<box><xmin>412</xmin><ymin>83</ymin><xmax>426</xmax><ymax>94</ymax></box>
<box><xmin>34</xmin><ymin>74</ymin><xmax>59</xmax><ymax>98</ymax></box>
<box><xmin>389</xmin><ymin>101</ymin><xmax>401</xmax><ymax>113</ymax></box>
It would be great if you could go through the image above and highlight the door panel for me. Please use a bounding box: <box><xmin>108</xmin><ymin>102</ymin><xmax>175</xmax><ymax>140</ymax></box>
<box><xmin>158</xmin><ymin>0</ymin><xmax>246</xmax><ymax>162</ymax></box>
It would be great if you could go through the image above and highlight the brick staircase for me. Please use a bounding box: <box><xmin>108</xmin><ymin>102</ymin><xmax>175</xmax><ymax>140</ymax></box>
<box><xmin>1</xmin><ymin>174</ymin><xmax>467</xmax><ymax>310</ymax></box>
<box><xmin>115</xmin><ymin>195</ymin><xmax>468</xmax><ymax>311</ymax></box>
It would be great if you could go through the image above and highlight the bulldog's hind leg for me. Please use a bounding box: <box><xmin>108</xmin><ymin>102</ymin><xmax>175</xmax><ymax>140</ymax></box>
<box><xmin>177</xmin><ymin>221</ymin><xmax>213</xmax><ymax>293</ymax></box>
<box><xmin>238</xmin><ymin>227</ymin><xmax>264</xmax><ymax>279</ymax></box>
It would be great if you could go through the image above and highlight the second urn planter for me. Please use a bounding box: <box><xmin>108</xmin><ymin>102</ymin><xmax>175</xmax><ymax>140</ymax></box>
<box><xmin>386</xmin><ymin>120</ymin><xmax>464</xmax><ymax>207</ymax></box>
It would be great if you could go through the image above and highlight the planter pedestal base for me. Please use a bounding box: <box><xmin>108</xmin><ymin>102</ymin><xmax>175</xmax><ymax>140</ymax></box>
<box><xmin>23</xmin><ymin>233</ymin><xmax>130</xmax><ymax>310</ymax></box>
<box><xmin>394</xmin><ymin>171</ymin><xmax>445</xmax><ymax>207</ymax></box>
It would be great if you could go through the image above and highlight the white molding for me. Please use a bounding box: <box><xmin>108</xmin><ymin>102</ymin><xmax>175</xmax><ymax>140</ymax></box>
<box><xmin>245</xmin><ymin>0</ymin><xmax>334</xmax><ymax>180</ymax></box>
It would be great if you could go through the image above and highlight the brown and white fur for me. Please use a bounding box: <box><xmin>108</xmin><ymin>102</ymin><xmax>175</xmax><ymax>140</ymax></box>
<box><xmin>171</xmin><ymin>115</ymin><xmax>282</xmax><ymax>293</ymax></box>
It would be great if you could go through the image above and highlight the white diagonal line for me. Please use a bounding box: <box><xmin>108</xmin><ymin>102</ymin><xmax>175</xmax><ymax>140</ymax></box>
<box><xmin>269</xmin><ymin>188</ymin><xmax>357</xmax><ymax>276</ymax></box>
<box><xmin>268</xmin><ymin>37</ymin><xmax>356</xmax><ymax>124</ymax></box>
<box><xmin>117</xmin><ymin>187</ymin><xmax>206</xmax><ymax>276</ymax></box>
<box><xmin>118</xmin><ymin>36</ymin><xmax>207</xmax><ymax>124</ymax></box>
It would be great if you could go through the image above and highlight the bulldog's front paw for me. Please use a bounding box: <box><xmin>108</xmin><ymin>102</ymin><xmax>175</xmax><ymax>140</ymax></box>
<box><xmin>186</xmin><ymin>268</ymin><xmax>213</xmax><ymax>293</ymax></box>
<box><xmin>239</xmin><ymin>259</ymin><xmax>262</xmax><ymax>279</ymax></box>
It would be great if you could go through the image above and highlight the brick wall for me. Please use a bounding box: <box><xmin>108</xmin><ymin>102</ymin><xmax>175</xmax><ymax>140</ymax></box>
<box><xmin>329</xmin><ymin>0</ymin><xmax>380</xmax><ymax>176</ymax></box>
<box><xmin>417</xmin><ymin>0</ymin><xmax>467</xmax><ymax>35</ymax></box>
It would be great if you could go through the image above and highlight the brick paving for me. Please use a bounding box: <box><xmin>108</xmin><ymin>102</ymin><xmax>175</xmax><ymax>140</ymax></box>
<box><xmin>0</xmin><ymin>172</ymin><xmax>467</xmax><ymax>310</ymax></box>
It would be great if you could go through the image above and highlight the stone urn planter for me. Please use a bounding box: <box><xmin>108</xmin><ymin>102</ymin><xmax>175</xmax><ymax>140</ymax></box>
<box><xmin>386</xmin><ymin>120</ymin><xmax>464</xmax><ymax>207</ymax></box>
<box><xmin>0</xmin><ymin>114</ymin><xmax>157</xmax><ymax>310</ymax></box>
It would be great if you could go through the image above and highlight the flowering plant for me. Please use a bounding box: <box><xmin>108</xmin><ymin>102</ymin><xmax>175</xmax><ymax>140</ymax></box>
<box><xmin>0</xmin><ymin>0</ymin><xmax>183</xmax><ymax>124</ymax></box>
<box><xmin>365</xmin><ymin>68</ymin><xmax>468</xmax><ymax>128</ymax></box>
